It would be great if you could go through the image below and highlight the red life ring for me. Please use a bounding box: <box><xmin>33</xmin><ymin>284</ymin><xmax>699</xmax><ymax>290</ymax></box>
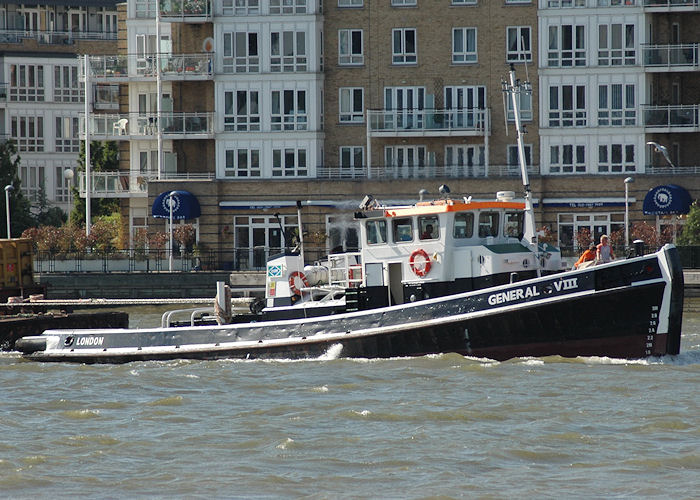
<box><xmin>288</xmin><ymin>271</ymin><xmax>309</xmax><ymax>295</ymax></box>
<box><xmin>409</xmin><ymin>249</ymin><xmax>432</xmax><ymax>277</ymax></box>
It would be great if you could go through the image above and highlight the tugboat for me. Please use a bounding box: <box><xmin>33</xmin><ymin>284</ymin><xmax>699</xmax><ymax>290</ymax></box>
<box><xmin>15</xmin><ymin>66</ymin><xmax>684</xmax><ymax>363</ymax></box>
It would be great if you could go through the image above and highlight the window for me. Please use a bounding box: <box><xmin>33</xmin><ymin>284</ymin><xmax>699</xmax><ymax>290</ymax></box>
<box><xmin>546</xmin><ymin>0</ymin><xmax>585</xmax><ymax>6</ymax></box>
<box><xmin>270</xmin><ymin>0</ymin><xmax>307</xmax><ymax>14</ymax></box>
<box><xmin>598</xmin><ymin>24</ymin><xmax>635</xmax><ymax>66</ymax></box>
<box><xmin>271</xmin><ymin>90</ymin><xmax>307</xmax><ymax>131</ymax></box>
<box><xmin>506</xmin><ymin>92</ymin><xmax>532</xmax><ymax>121</ymax></box>
<box><xmin>419</xmin><ymin>216</ymin><xmax>439</xmax><ymax>240</ymax></box>
<box><xmin>445</xmin><ymin>145</ymin><xmax>485</xmax><ymax>178</ymax></box>
<box><xmin>54</xmin><ymin>65</ymin><xmax>81</xmax><ymax>102</ymax></box>
<box><xmin>548</xmin><ymin>85</ymin><xmax>586</xmax><ymax>127</ymax></box>
<box><xmin>223</xmin><ymin>32</ymin><xmax>259</xmax><ymax>73</ymax></box>
<box><xmin>478</xmin><ymin>212</ymin><xmax>499</xmax><ymax>238</ymax></box>
<box><xmin>339</xmin><ymin>0</ymin><xmax>363</xmax><ymax>6</ymax></box>
<box><xmin>272</xmin><ymin>148</ymin><xmax>308</xmax><ymax>177</ymax></box>
<box><xmin>340</xmin><ymin>146</ymin><xmax>364</xmax><ymax>176</ymax></box>
<box><xmin>549</xmin><ymin>145</ymin><xmax>586</xmax><ymax>174</ymax></box>
<box><xmin>271</xmin><ymin>31</ymin><xmax>307</xmax><ymax>72</ymax></box>
<box><xmin>11</xmin><ymin>115</ymin><xmax>44</xmax><ymax>152</ymax></box>
<box><xmin>598</xmin><ymin>144</ymin><xmax>635</xmax><ymax>173</ymax></box>
<box><xmin>392</xmin><ymin>0</ymin><xmax>416</xmax><ymax>5</ymax></box>
<box><xmin>452</xmin><ymin>0</ymin><xmax>476</xmax><ymax>4</ymax></box>
<box><xmin>55</xmin><ymin>116</ymin><xmax>80</xmax><ymax>153</ymax></box>
<box><xmin>224</xmin><ymin>90</ymin><xmax>260</xmax><ymax>132</ymax></box>
<box><xmin>55</xmin><ymin>165</ymin><xmax>73</xmax><ymax>203</ymax></box>
<box><xmin>598</xmin><ymin>84</ymin><xmax>635</xmax><ymax>126</ymax></box>
<box><xmin>392</xmin><ymin>218</ymin><xmax>413</xmax><ymax>242</ymax></box>
<box><xmin>339</xmin><ymin>88</ymin><xmax>364</xmax><ymax>122</ymax></box>
<box><xmin>339</xmin><ymin>29</ymin><xmax>364</xmax><ymax>65</ymax></box>
<box><xmin>225</xmin><ymin>148</ymin><xmax>261</xmax><ymax>177</ymax></box>
<box><xmin>134</xmin><ymin>0</ymin><xmax>156</xmax><ymax>18</ymax></box>
<box><xmin>19</xmin><ymin>163</ymin><xmax>45</xmax><ymax>202</ymax></box>
<box><xmin>452</xmin><ymin>28</ymin><xmax>477</xmax><ymax>63</ymax></box>
<box><xmin>234</xmin><ymin>214</ymin><xmax>296</xmax><ymax>270</ymax></box>
<box><xmin>506</xmin><ymin>26</ymin><xmax>532</xmax><ymax>62</ymax></box>
<box><xmin>223</xmin><ymin>0</ymin><xmax>260</xmax><ymax>15</ymax></box>
<box><xmin>504</xmin><ymin>212</ymin><xmax>524</xmax><ymax>238</ymax></box>
<box><xmin>9</xmin><ymin>64</ymin><xmax>44</xmax><ymax>102</ymax></box>
<box><xmin>507</xmin><ymin>144</ymin><xmax>532</xmax><ymax>169</ymax></box>
<box><xmin>392</xmin><ymin>28</ymin><xmax>417</xmax><ymax>64</ymax></box>
<box><xmin>453</xmin><ymin>213</ymin><xmax>474</xmax><ymax>239</ymax></box>
<box><xmin>94</xmin><ymin>84</ymin><xmax>119</xmax><ymax>110</ymax></box>
<box><xmin>366</xmin><ymin>220</ymin><xmax>387</xmax><ymax>245</ymax></box>
<box><xmin>548</xmin><ymin>25</ymin><xmax>585</xmax><ymax>67</ymax></box>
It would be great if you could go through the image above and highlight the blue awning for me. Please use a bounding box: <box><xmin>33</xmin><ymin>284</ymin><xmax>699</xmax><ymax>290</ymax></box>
<box><xmin>152</xmin><ymin>190</ymin><xmax>201</xmax><ymax>220</ymax></box>
<box><xmin>643</xmin><ymin>184</ymin><xmax>692</xmax><ymax>215</ymax></box>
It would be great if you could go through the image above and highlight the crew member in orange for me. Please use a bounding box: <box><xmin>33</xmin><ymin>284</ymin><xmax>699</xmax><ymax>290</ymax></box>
<box><xmin>574</xmin><ymin>243</ymin><xmax>597</xmax><ymax>269</ymax></box>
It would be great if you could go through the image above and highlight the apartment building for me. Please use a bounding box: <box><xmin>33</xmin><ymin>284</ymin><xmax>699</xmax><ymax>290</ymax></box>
<box><xmin>0</xmin><ymin>2</ymin><xmax>118</xmax><ymax>212</ymax></box>
<box><xmin>77</xmin><ymin>0</ymin><xmax>699</xmax><ymax>269</ymax></box>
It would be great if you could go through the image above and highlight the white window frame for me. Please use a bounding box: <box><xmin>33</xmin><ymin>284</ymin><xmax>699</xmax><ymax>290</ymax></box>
<box><xmin>597</xmin><ymin>143</ymin><xmax>636</xmax><ymax>173</ymax></box>
<box><xmin>507</xmin><ymin>144</ymin><xmax>532</xmax><ymax>171</ymax></box>
<box><xmin>598</xmin><ymin>23</ymin><xmax>636</xmax><ymax>66</ymax></box>
<box><xmin>270</xmin><ymin>0</ymin><xmax>307</xmax><ymax>14</ymax></box>
<box><xmin>392</xmin><ymin>0</ymin><xmax>417</xmax><ymax>5</ymax></box>
<box><xmin>54</xmin><ymin>65</ymin><xmax>81</xmax><ymax>102</ymax></box>
<box><xmin>548</xmin><ymin>84</ymin><xmax>587</xmax><ymax>127</ymax></box>
<box><xmin>339</xmin><ymin>146</ymin><xmax>364</xmax><ymax>176</ymax></box>
<box><xmin>452</xmin><ymin>27</ymin><xmax>477</xmax><ymax>64</ymax></box>
<box><xmin>598</xmin><ymin>83</ymin><xmax>636</xmax><ymax>126</ymax></box>
<box><xmin>223</xmin><ymin>0</ymin><xmax>260</xmax><ymax>15</ymax></box>
<box><xmin>11</xmin><ymin>115</ymin><xmax>44</xmax><ymax>152</ymax></box>
<box><xmin>225</xmin><ymin>148</ymin><xmax>261</xmax><ymax>178</ymax></box>
<box><xmin>339</xmin><ymin>29</ymin><xmax>364</xmax><ymax>65</ymax></box>
<box><xmin>271</xmin><ymin>89</ymin><xmax>308</xmax><ymax>131</ymax></box>
<box><xmin>339</xmin><ymin>0</ymin><xmax>363</xmax><ymax>6</ymax></box>
<box><xmin>9</xmin><ymin>64</ymin><xmax>44</xmax><ymax>102</ymax></box>
<box><xmin>55</xmin><ymin>116</ymin><xmax>80</xmax><ymax>153</ymax></box>
<box><xmin>547</xmin><ymin>24</ymin><xmax>586</xmax><ymax>67</ymax></box>
<box><xmin>392</xmin><ymin>28</ymin><xmax>417</xmax><ymax>65</ymax></box>
<box><xmin>549</xmin><ymin>144</ymin><xmax>586</xmax><ymax>174</ymax></box>
<box><xmin>223</xmin><ymin>32</ymin><xmax>259</xmax><ymax>73</ymax></box>
<box><xmin>506</xmin><ymin>92</ymin><xmax>532</xmax><ymax>121</ymax></box>
<box><xmin>271</xmin><ymin>31</ymin><xmax>307</xmax><ymax>72</ymax></box>
<box><xmin>272</xmin><ymin>148</ymin><xmax>308</xmax><ymax>177</ymax></box>
<box><xmin>339</xmin><ymin>87</ymin><xmax>364</xmax><ymax>123</ymax></box>
<box><xmin>506</xmin><ymin>26</ymin><xmax>532</xmax><ymax>62</ymax></box>
<box><xmin>224</xmin><ymin>90</ymin><xmax>260</xmax><ymax>132</ymax></box>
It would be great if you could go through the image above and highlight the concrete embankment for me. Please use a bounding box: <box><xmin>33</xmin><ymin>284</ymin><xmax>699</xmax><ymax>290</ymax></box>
<box><xmin>36</xmin><ymin>271</ymin><xmax>265</xmax><ymax>299</ymax></box>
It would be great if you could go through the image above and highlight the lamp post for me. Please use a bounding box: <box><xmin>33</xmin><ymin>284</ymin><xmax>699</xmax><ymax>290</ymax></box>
<box><xmin>168</xmin><ymin>190</ymin><xmax>177</xmax><ymax>272</ymax></box>
<box><xmin>624</xmin><ymin>177</ymin><xmax>635</xmax><ymax>249</ymax></box>
<box><xmin>64</xmin><ymin>168</ymin><xmax>74</xmax><ymax>221</ymax></box>
<box><xmin>4</xmin><ymin>184</ymin><xmax>13</xmax><ymax>239</ymax></box>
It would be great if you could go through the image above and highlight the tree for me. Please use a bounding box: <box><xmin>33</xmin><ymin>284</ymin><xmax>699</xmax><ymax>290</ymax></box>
<box><xmin>677</xmin><ymin>202</ymin><xmax>700</xmax><ymax>245</ymax></box>
<box><xmin>0</xmin><ymin>140</ymin><xmax>34</xmax><ymax>237</ymax></box>
<box><xmin>70</xmin><ymin>140</ymin><xmax>120</xmax><ymax>226</ymax></box>
<box><xmin>34</xmin><ymin>183</ymin><xmax>67</xmax><ymax>228</ymax></box>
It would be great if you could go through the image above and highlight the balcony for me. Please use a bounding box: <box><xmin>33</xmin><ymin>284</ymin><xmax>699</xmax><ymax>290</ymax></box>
<box><xmin>315</xmin><ymin>163</ymin><xmax>538</xmax><ymax>180</ymax></box>
<box><xmin>159</xmin><ymin>0</ymin><xmax>212</xmax><ymax>22</ymax></box>
<box><xmin>79</xmin><ymin>171</ymin><xmax>214</xmax><ymax>198</ymax></box>
<box><xmin>643</xmin><ymin>0</ymin><xmax>700</xmax><ymax>11</ymax></box>
<box><xmin>0</xmin><ymin>29</ymin><xmax>117</xmax><ymax>45</ymax></box>
<box><xmin>81</xmin><ymin>54</ymin><xmax>214</xmax><ymax>82</ymax></box>
<box><xmin>80</xmin><ymin>112</ymin><xmax>216</xmax><ymax>140</ymax></box>
<box><xmin>642</xmin><ymin>44</ymin><xmax>699</xmax><ymax>71</ymax></box>
<box><xmin>367</xmin><ymin>109</ymin><xmax>490</xmax><ymax>137</ymax></box>
<box><xmin>643</xmin><ymin>105</ymin><xmax>700</xmax><ymax>132</ymax></box>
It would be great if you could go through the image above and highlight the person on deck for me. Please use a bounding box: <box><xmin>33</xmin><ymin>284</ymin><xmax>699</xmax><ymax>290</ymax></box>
<box><xmin>421</xmin><ymin>224</ymin><xmax>435</xmax><ymax>240</ymax></box>
<box><xmin>596</xmin><ymin>234</ymin><xmax>615</xmax><ymax>263</ymax></box>
<box><xmin>574</xmin><ymin>243</ymin><xmax>597</xmax><ymax>269</ymax></box>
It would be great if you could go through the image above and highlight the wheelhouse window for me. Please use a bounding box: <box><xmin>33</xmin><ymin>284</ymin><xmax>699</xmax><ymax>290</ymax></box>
<box><xmin>418</xmin><ymin>216</ymin><xmax>439</xmax><ymax>240</ymax></box>
<box><xmin>366</xmin><ymin>220</ymin><xmax>387</xmax><ymax>245</ymax></box>
<box><xmin>504</xmin><ymin>212</ymin><xmax>524</xmax><ymax>238</ymax></box>
<box><xmin>392</xmin><ymin>217</ymin><xmax>413</xmax><ymax>242</ymax></box>
<box><xmin>478</xmin><ymin>212</ymin><xmax>499</xmax><ymax>238</ymax></box>
<box><xmin>453</xmin><ymin>213</ymin><xmax>474</xmax><ymax>239</ymax></box>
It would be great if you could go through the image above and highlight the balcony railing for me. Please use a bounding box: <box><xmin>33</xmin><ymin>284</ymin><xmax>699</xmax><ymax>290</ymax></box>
<box><xmin>643</xmin><ymin>0</ymin><xmax>700</xmax><ymax>8</ymax></box>
<box><xmin>642</xmin><ymin>44</ymin><xmax>699</xmax><ymax>69</ymax></box>
<box><xmin>367</xmin><ymin>109</ymin><xmax>490</xmax><ymax>135</ymax></box>
<box><xmin>78</xmin><ymin>171</ymin><xmax>147</xmax><ymax>198</ymax></box>
<box><xmin>643</xmin><ymin>105</ymin><xmax>700</xmax><ymax>130</ymax></box>
<box><xmin>81</xmin><ymin>112</ymin><xmax>215</xmax><ymax>138</ymax></box>
<box><xmin>81</xmin><ymin>53</ymin><xmax>213</xmax><ymax>80</ymax></box>
<box><xmin>316</xmin><ymin>164</ymin><xmax>538</xmax><ymax>180</ymax></box>
<box><xmin>0</xmin><ymin>29</ymin><xmax>116</xmax><ymax>44</ymax></box>
<box><xmin>159</xmin><ymin>0</ymin><xmax>212</xmax><ymax>21</ymax></box>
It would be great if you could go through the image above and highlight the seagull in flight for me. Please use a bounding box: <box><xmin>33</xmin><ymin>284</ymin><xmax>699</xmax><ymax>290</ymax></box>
<box><xmin>646</xmin><ymin>141</ymin><xmax>675</xmax><ymax>168</ymax></box>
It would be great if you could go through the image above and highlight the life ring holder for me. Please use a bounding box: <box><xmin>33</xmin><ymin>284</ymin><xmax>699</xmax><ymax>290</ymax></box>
<box><xmin>409</xmin><ymin>249</ymin><xmax>432</xmax><ymax>277</ymax></box>
<box><xmin>288</xmin><ymin>271</ymin><xmax>309</xmax><ymax>295</ymax></box>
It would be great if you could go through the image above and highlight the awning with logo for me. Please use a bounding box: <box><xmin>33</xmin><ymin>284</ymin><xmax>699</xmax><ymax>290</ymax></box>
<box><xmin>152</xmin><ymin>190</ymin><xmax>201</xmax><ymax>220</ymax></box>
<box><xmin>642</xmin><ymin>184</ymin><xmax>692</xmax><ymax>215</ymax></box>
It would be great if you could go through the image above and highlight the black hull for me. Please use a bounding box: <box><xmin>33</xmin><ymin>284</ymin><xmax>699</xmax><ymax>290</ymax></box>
<box><xmin>16</xmin><ymin>246</ymin><xmax>684</xmax><ymax>364</ymax></box>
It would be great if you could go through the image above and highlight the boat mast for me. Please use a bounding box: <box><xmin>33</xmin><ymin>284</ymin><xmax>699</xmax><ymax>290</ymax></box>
<box><xmin>502</xmin><ymin>64</ymin><xmax>539</xmax><ymax>271</ymax></box>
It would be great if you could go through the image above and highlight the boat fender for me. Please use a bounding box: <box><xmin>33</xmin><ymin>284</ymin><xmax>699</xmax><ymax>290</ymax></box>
<box><xmin>15</xmin><ymin>336</ymin><xmax>47</xmax><ymax>354</ymax></box>
<box><xmin>250</xmin><ymin>297</ymin><xmax>266</xmax><ymax>315</ymax></box>
<box><xmin>409</xmin><ymin>249</ymin><xmax>432</xmax><ymax>277</ymax></box>
<box><xmin>288</xmin><ymin>271</ymin><xmax>310</xmax><ymax>296</ymax></box>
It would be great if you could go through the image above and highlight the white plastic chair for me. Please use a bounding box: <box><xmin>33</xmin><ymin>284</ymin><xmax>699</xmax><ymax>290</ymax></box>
<box><xmin>113</xmin><ymin>118</ymin><xmax>128</xmax><ymax>135</ymax></box>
